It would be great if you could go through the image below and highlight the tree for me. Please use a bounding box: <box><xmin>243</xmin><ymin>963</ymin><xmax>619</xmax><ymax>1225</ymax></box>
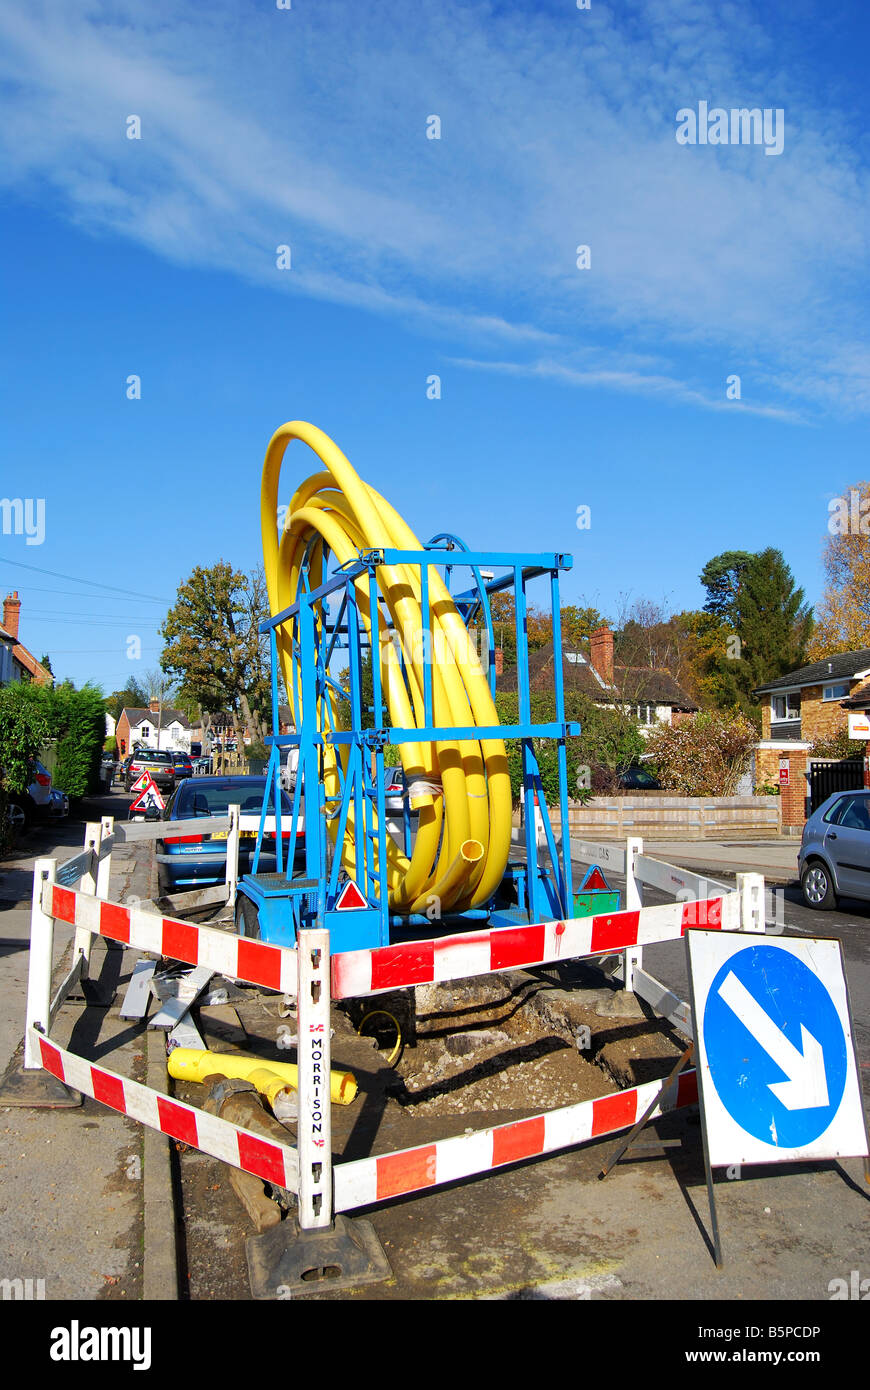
<box><xmin>105</xmin><ymin>679</ymin><xmax>149</xmax><ymax>725</ymax></box>
<box><xmin>809</xmin><ymin>480</ymin><xmax>870</xmax><ymax>657</ymax></box>
<box><xmin>700</xmin><ymin>552</ymin><xmax>753</xmax><ymax>622</ymax></box>
<box><xmin>698</xmin><ymin>548</ymin><xmax>813</xmax><ymax>714</ymax></box>
<box><xmin>160</xmin><ymin>562</ymin><xmax>272</xmax><ymax>746</ymax></box>
<box><xmin>143</xmin><ymin>668</ymin><xmax>178</xmax><ymax>752</ymax></box>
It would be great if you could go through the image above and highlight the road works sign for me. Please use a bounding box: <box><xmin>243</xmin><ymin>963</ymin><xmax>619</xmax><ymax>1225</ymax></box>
<box><xmin>687</xmin><ymin>931</ymin><xmax>868</xmax><ymax>1167</ymax></box>
<box><xmin>129</xmin><ymin>774</ymin><xmax>165</xmax><ymax>816</ymax></box>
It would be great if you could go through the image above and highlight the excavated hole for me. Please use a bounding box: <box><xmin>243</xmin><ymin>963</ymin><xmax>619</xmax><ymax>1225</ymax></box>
<box><xmin>344</xmin><ymin>973</ymin><xmax>636</xmax><ymax>1118</ymax></box>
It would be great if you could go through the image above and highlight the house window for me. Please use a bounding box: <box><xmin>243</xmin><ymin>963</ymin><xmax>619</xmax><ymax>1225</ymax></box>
<box><xmin>141</xmin><ymin>725</ymin><xmax>150</xmax><ymax>738</ymax></box>
<box><xmin>822</xmin><ymin>682</ymin><xmax>850</xmax><ymax>701</ymax></box>
<box><xmin>636</xmin><ymin>703</ymin><xmax>656</xmax><ymax>725</ymax></box>
<box><xmin>771</xmin><ymin>694</ymin><xmax>800</xmax><ymax>721</ymax></box>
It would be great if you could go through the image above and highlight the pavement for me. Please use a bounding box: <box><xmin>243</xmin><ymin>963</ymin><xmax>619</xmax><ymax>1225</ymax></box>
<box><xmin>638</xmin><ymin>838</ymin><xmax>801</xmax><ymax>885</ymax></box>
<box><xmin>0</xmin><ymin>789</ymin><xmax>176</xmax><ymax>1304</ymax></box>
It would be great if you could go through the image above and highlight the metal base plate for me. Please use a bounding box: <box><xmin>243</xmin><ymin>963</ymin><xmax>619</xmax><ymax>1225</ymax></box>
<box><xmin>0</xmin><ymin>1058</ymin><xmax>82</xmax><ymax>1108</ymax></box>
<box><xmin>246</xmin><ymin>1214</ymin><xmax>392</xmax><ymax>1298</ymax></box>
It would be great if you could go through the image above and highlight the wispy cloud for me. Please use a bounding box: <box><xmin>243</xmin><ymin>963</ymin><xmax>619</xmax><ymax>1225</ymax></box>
<box><xmin>449</xmin><ymin>356</ymin><xmax>806</xmax><ymax>421</ymax></box>
<box><xmin>0</xmin><ymin>0</ymin><xmax>867</xmax><ymax>414</ymax></box>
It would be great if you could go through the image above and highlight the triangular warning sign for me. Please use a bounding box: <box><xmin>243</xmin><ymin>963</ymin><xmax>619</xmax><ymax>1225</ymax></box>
<box><xmin>335</xmin><ymin>879</ymin><xmax>367</xmax><ymax>911</ymax></box>
<box><xmin>130</xmin><ymin>774</ymin><xmax>165</xmax><ymax>814</ymax></box>
<box><xmin>579</xmin><ymin>864</ymin><xmax>611</xmax><ymax>892</ymax></box>
<box><xmin>129</xmin><ymin>770</ymin><xmax>152</xmax><ymax>794</ymax></box>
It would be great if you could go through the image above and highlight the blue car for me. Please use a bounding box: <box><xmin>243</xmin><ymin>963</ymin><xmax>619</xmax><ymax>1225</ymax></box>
<box><xmin>156</xmin><ymin>775</ymin><xmax>304</xmax><ymax>895</ymax></box>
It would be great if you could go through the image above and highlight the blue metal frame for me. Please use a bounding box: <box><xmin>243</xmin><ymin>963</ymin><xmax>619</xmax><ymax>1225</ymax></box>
<box><xmin>239</xmin><ymin>539</ymin><xmax>579</xmax><ymax>951</ymax></box>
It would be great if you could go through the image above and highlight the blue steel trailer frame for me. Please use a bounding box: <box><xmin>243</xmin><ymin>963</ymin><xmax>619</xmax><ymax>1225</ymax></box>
<box><xmin>237</xmin><ymin>538</ymin><xmax>580</xmax><ymax>954</ymax></box>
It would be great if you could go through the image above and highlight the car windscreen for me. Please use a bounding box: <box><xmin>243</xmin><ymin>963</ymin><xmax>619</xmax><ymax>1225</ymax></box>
<box><xmin>136</xmin><ymin>751</ymin><xmax>173</xmax><ymax>763</ymax></box>
<box><xmin>174</xmin><ymin>781</ymin><xmax>295</xmax><ymax>817</ymax></box>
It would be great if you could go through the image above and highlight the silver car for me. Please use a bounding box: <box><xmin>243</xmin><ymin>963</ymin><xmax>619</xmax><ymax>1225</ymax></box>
<box><xmin>798</xmin><ymin>788</ymin><xmax>870</xmax><ymax>909</ymax></box>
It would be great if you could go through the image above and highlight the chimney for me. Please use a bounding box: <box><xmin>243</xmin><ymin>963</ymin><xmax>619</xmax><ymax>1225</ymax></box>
<box><xmin>494</xmin><ymin>646</ymin><xmax>504</xmax><ymax>677</ymax></box>
<box><xmin>149</xmin><ymin>698</ymin><xmax>161</xmax><ymax>714</ymax></box>
<box><xmin>3</xmin><ymin>591</ymin><xmax>21</xmax><ymax>640</ymax></box>
<box><xmin>590</xmin><ymin>625</ymin><xmax>614</xmax><ymax>684</ymax></box>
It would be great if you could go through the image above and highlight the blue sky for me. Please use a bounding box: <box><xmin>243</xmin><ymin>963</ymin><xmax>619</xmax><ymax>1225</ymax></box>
<box><xmin>1</xmin><ymin>0</ymin><xmax>868</xmax><ymax>692</ymax></box>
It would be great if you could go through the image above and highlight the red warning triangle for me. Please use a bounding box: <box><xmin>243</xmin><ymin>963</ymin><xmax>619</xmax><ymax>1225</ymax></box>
<box><xmin>335</xmin><ymin>879</ymin><xmax>367</xmax><ymax>911</ymax></box>
<box><xmin>580</xmin><ymin>865</ymin><xmax>610</xmax><ymax>892</ymax></box>
<box><xmin>129</xmin><ymin>770</ymin><xmax>152</xmax><ymax>794</ymax></box>
<box><xmin>130</xmin><ymin>774</ymin><xmax>165</xmax><ymax>814</ymax></box>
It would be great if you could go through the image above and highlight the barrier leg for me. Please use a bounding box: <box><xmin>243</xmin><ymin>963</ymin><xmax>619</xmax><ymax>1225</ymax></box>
<box><xmin>623</xmin><ymin>835</ymin><xmax>643</xmax><ymax>992</ymax></box>
<box><xmin>96</xmin><ymin>815</ymin><xmax>114</xmax><ymax>902</ymax></box>
<box><xmin>73</xmin><ymin>821</ymin><xmax>101</xmax><ymax>982</ymax></box>
<box><xmin>0</xmin><ymin>858</ymin><xmax>80</xmax><ymax>1106</ymax></box>
<box><xmin>736</xmin><ymin>872</ymin><xmax>766</xmax><ymax>933</ymax></box>
<box><xmin>225</xmin><ymin>802</ymin><xmax>240</xmax><ymax>910</ymax></box>
<box><xmin>244</xmin><ymin>925</ymin><xmax>392</xmax><ymax>1298</ymax></box>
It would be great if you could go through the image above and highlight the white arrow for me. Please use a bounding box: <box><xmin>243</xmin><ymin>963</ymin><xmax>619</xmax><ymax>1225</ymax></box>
<box><xmin>717</xmin><ymin>970</ymin><xmax>829</xmax><ymax>1111</ymax></box>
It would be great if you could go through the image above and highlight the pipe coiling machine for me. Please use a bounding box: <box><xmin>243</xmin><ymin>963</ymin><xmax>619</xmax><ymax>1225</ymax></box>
<box><xmin>237</xmin><ymin>421</ymin><xmax>579</xmax><ymax>953</ymax></box>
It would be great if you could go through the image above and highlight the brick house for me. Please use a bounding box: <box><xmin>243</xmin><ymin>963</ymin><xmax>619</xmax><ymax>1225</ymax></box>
<box><xmin>753</xmin><ymin>649</ymin><xmax>870</xmax><ymax>829</ymax></box>
<box><xmin>1</xmin><ymin>591</ymin><xmax>52</xmax><ymax>686</ymax></box>
<box><xmin>497</xmin><ymin>625</ymin><xmax>698</xmax><ymax>731</ymax></box>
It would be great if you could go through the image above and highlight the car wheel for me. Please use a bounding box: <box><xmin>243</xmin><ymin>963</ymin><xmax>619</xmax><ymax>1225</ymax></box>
<box><xmin>800</xmin><ymin>859</ymin><xmax>837</xmax><ymax>910</ymax></box>
<box><xmin>6</xmin><ymin>798</ymin><xmax>31</xmax><ymax>834</ymax></box>
<box><xmin>235</xmin><ymin>893</ymin><xmax>261</xmax><ymax>940</ymax></box>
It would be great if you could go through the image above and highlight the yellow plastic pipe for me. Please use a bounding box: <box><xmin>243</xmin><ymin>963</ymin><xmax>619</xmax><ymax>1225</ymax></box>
<box><xmin>260</xmin><ymin>421</ymin><xmax>512</xmax><ymax>915</ymax></box>
<box><xmin>167</xmin><ymin>1047</ymin><xmax>358</xmax><ymax>1106</ymax></box>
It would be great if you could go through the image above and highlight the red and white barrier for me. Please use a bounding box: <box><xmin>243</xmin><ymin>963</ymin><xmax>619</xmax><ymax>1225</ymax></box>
<box><xmin>29</xmin><ymin>1028</ymin><xmax>298</xmax><ymax>1192</ymax></box>
<box><xmin>331</xmin><ymin>893</ymin><xmax>732</xmax><ymax>998</ymax></box>
<box><xmin>335</xmin><ymin>1069</ymin><xmax>699</xmax><ymax>1211</ymax></box>
<box><xmin>46</xmin><ymin>881</ymin><xmax>298</xmax><ymax>995</ymax></box>
<box><xmin>23</xmin><ymin>818</ymin><xmax>768</xmax><ymax>1248</ymax></box>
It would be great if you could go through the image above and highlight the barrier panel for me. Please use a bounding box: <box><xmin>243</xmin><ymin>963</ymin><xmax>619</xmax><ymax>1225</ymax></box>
<box><xmin>20</xmin><ymin>819</ymin><xmax>767</xmax><ymax>1257</ymax></box>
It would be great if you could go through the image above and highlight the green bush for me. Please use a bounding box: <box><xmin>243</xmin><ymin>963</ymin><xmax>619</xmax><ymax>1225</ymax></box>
<box><xmin>495</xmin><ymin>691</ymin><xmax>645</xmax><ymax>805</ymax></box>
<box><xmin>47</xmin><ymin>683</ymin><xmax>106</xmax><ymax>799</ymax></box>
<box><xmin>0</xmin><ymin>684</ymin><xmax>52</xmax><ymax>849</ymax></box>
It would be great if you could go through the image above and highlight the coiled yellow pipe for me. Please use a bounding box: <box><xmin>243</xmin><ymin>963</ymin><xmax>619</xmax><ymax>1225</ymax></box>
<box><xmin>260</xmin><ymin>421</ymin><xmax>512</xmax><ymax>915</ymax></box>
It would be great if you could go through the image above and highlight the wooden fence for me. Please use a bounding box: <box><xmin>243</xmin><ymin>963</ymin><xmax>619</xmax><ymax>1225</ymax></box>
<box><xmin>564</xmin><ymin>794</ymin><xmax>781</xmax><ymax>840</ymax></box>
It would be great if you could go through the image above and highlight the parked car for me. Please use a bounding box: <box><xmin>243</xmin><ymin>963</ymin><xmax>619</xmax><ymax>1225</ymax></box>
<box><xmin>617</xmin><ymin>764</ymin><xmax>661</xmax><ymax>791</ymax></box>
<box><xmin>171</xmin><ymin>752</ymin><xmax>194</xmax><ymax>779</ymax></box>
<box><xmin>155</xmin><ymin>775</ymin><xmax>305</xmax><ymax>895</ymax></box>
<box><xmin>124</xmin><ymin>748</ymin><xmax>176</xmax><ymax>792</ymax></box>
<box><xmin>6</xmin><ymin>760</ymin><xmax>60</xmax><ymax>833</ymax></box>
<box><xmin>798</xmin><ymin>789</ymin><xmax>870</xmax><ymax>909</ymax></box>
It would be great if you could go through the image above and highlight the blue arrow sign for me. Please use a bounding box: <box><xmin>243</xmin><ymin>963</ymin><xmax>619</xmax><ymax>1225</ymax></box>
<box><xmin>702</xmin><ymin>944</ymin><xmax>848</xmax><ymax>1150</ymax></box>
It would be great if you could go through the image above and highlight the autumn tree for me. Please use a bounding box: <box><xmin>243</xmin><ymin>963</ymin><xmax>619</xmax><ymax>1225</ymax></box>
<box><xmin>160</xmin><ymin>562</ymin><xmax>273</xmax><ymax>746</ymax></box>
<box><xmin>809</xmin><ymin>480</ymin><xmax>870</xmax><ymax>657</ymax></box>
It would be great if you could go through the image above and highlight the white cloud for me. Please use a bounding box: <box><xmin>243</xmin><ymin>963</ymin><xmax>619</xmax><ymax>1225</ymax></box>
<box><xmin>0</xmin><ymin>0</ymin><xmax>867</xmax><ymax>413</ymax></box>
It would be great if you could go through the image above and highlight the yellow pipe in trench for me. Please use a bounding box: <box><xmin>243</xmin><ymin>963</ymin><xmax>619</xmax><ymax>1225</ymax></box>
<box><xmin>167</xmin><ymin>1047</ymin><xmax>358</xmax><ymax>1106</ymax></box>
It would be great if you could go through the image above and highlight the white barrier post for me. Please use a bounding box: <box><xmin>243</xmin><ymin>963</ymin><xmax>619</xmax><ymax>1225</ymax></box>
<box><xmin>24</xmin><ymin>859</ymin><xmax>58</xmax><ymax>1069</ymax></box>
<box><xmin>296</xmin><ymin>926</ymin><xmax>333</xmax><ymax>1230</ymax></box>
<box><xmin>623</xmin><ymin>835</ymin><xmax>643</xmax><ymax>992</ymax></box>
<box><xmin>225</xmin><ymin>803</ymin><xmax>240</xmax><ymax>909</ymax></box>
<box><xmin>74</xmin><ymin>821</ymin><xmax>102</xmax><ymax>981</ymax></box>
<box><xmin>736</xmin><ymin>871</ymin><xmax>766</xmax><ymax>933</ymax></box>
<box><xmin>96</xmin><ymin>815</ymin><xmax>114</xmax><ymax>903</ymax></box>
